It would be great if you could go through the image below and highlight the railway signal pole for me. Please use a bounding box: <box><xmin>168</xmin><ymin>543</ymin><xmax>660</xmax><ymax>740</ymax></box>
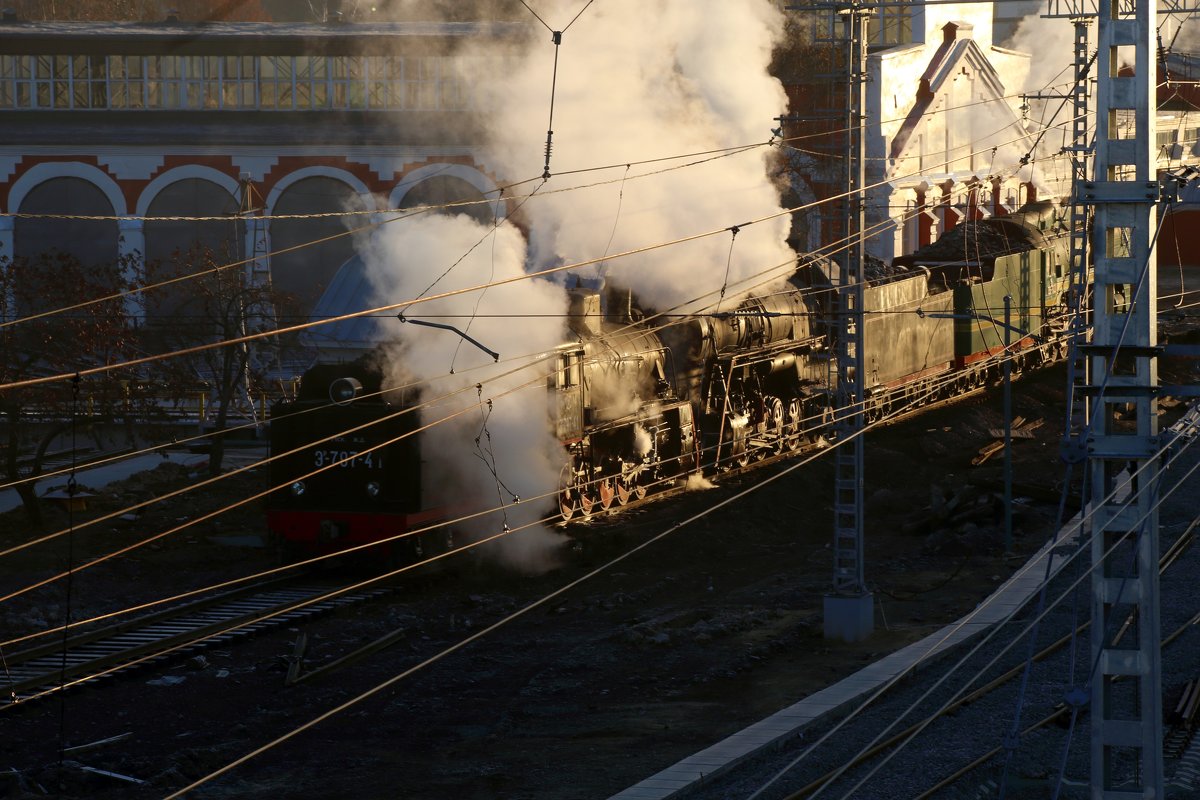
<box><xmin>824</xmin><ymin>0</ymin><xmax>873</xmax><ymax>642</ymax></box>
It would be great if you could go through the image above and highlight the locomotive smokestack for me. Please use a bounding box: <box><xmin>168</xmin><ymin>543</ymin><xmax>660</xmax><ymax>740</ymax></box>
<box><xmin>568</xmin><ymin>288</ymin><xmax>602</xmax><ymax>338</ymax></box>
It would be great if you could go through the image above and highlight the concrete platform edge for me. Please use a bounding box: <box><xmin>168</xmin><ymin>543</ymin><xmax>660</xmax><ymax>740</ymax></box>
<box><xmin>608</xmin><ymin>529</ymin><xmax>1078</xmax><ymax>800</ymax></box>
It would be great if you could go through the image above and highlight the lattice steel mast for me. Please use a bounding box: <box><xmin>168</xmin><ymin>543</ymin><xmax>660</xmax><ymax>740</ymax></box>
<box><xmin>824</xmin><ymin>1</ymin><xmax>873</xmax><ymax>642</ymax></box>
<box><xmin>1084</xmin><ymin>0</ymin><xmax>1162</xmax><ymax>794</ymax></box>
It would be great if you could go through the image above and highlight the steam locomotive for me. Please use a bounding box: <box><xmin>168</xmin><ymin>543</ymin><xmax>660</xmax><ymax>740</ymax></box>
<box><xmin>266</xmin><ymin>203</ymin><xmax>1077</xmax><ymax>554</ymax></box>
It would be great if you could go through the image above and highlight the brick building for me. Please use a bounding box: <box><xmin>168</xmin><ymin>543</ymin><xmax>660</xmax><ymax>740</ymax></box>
<box><xmin>0</xmin><ymin>15</ymin><xmax>515</xmax><ymax>350</ymax></box>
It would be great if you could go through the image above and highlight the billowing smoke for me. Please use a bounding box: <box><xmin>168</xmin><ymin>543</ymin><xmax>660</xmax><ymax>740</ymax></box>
<box><xmin>473</xmin><ymin>0</ymin><xmax>796</xmax><ymax>313</ymax></box>
<box><xmin>997</xmin><ymin>14</ymin><xmax>1079</xmax><ymax>196</ymax></box>
<box><xmin>363</xmin><ymin>214</ymin><xmax>570</xmax><ymax>571</ymax></box>
<box><xmin>1008</xmin><ymin>15</ymin><xmax>1077</xmax><ymax>97</ymax></box>
<box><xmin>360</xmin><ymin>1</ymin><xmax>793</xmax><ymax>568</ymax></box>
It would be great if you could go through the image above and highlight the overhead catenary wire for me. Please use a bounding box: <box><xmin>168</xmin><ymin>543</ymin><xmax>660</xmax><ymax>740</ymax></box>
<box><xmin>0</xmin><ymin>120</ymin><xmax>1057</xmax><ymax>340</ymax></box>
<box><xmin>0</xmin><ymin>78</ymin><xmax>1076</xmax><ymax>227</ymax></box>
<box><xmin>0</xmin><ymin>134</ymin><xmax>1084</xmax><ymax>642</ymax></box>
<box><xmin>0</xmin><ymin>75</ymin><xmax>1088</xmax><ymax>338</ymax></box>
<box><xmin>5</xmin><ymin>507</ymin><xmax>567</xmax><ymax>710</ymax></box>
<box><xmin>0</xmin><ymin>321</ymin><xmax>1073</xmax><ymax>676</ymax></box>
<box><xmin>0</xmin><ymin>165</ymin><xmax>1070</xmax><ymax>578</ymax></box>
<box><xmin>0</xmin><ymin>0</ymin><xmax>1142</xmax><ymax>777</ymax></box>
<box><xmin>784</xmin><ymin>196</ymin><xmax>1179</xmax><ymax>796</ymax></box>
<box><xmin>0</xmin><ymin>250</ymin><xmax>822</xmax><ymax>609</ymax></box>
<box><xmin>0</xmin><ymin>176</ymin><xmax>958</xmax><ymax>511</ymax></box>
<box><xmin>35</xmin><ymin>37</ymin><xmax>1051</xmax><ymax>628</ymax></box>
<box><xmin>777</xmin><ymin>496</ymin><xmax>1200</xmax><ymax>800</ymax></box>
<box><xmin>753</xmin><ymin>181</ymin><xmax>1165</xmax><ymax>800</ymax></box>
<box><xmin>0</xmin><ymin>200</ymin><xmax>976</xmax><ymax>645</ymax></box>
<box><xmin>752</xmin><ymin>419</ymin><xmax>1199</xmax><ymax>800</ymax></box>
<box><xmin>0</xmin><ymin>177</ymin><xmax>1067</xmax><ymax>592</ymax></box>
<box><xmin>0</xmin><ymin>248</ymin><xmax>1070</xmax><ymax>786</ymax></box>
<box><xmin>818</xmin><ymin>437</ymin><xmax>1200</xmax><ymax>800</ymax></box>
<box><xmin>0</xmin><ymin>116</ymin><xmax>1086</xmax><ymax>396</ymax></box>
<box><xmin>157</xmin><ymin>336</ymin><xmax>979</xmax><ymax>799</ymax></box>
<box><xmin>0</xmin><ymin>67</ymin><xmax>1092</xmax><ymax>350</ymax></box>
<box><xmin>0</xmin><ymin>370</ymin><xmax>540</xmax><ymax>610</ymax></box>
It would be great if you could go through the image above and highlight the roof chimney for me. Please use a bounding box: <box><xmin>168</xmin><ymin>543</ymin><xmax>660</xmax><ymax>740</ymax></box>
<box><xmin>942</xmin><ymin>21</ymin><xmax>974</xmax><ymax>42</ymax></box>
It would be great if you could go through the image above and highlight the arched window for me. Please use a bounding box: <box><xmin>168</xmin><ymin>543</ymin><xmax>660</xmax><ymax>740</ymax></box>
<box><xmin>395</xmin><ymin>175</ymin><xmax>492</xmax><ymax>225</ymax></box>
<box><xmin>13</xmin><ymin>177</ymin><xmax>118</xmax><ymax>315</ymax></box>
<box><xmin>270</xmin><ymin>176</ymin><xmax>369</xmax><ymax>324</ymax></box>
<box><xmin>143</xmin><ymin>178</ymin><xmax>239</xmax><ymax>323</ymax></box>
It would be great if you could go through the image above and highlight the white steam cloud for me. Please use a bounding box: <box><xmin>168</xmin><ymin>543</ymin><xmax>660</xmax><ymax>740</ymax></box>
<box><xmin>1008</xmin><ymin>14</ymin><xmax>1076</xmax><ymax>97</ymax></box>
<box><xmin>1001</xmin><ymin>14</ymin><xmax>1079</xmax><ymax>196</ymax></box>
<box><xmin>363</xmin><ymin>215</ymin><xmax>569</xmax><ymax>571</ymax></box>
<box><xmin>474</xmin><ymin>0</ymin><xmax>795</xmax><ymax>312</ymax></box>
<box><xmin>360</xmin><ymin>1</ymin><xmax>792</xmax><ymax>568</ymax></box>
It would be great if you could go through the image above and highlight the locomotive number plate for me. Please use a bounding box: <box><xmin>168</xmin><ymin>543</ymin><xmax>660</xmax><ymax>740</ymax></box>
<box><xmin>312</xmin><ymin>449</ymin><xmax>384</xmax><ymax>469</ymax></box>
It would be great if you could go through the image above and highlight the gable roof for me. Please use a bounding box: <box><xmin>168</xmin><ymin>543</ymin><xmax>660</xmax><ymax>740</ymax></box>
<box><xmin>887</xmin><ymin>22</ymin><xmax>1027</xmax><ymax>174</ymax></box>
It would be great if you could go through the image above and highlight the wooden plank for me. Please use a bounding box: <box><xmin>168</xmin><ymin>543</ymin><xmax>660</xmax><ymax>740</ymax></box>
<box><xmin>988</xmin><ymin>428</ymin><xmax>1035</xmax><ymax>439</ymax></box>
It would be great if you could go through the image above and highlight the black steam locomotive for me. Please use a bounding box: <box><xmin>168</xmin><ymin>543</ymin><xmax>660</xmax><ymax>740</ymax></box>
<box><xmin>267</xmin><ymin>203</ymin><xmax>1076</xmax><ymax>554</ymax></box>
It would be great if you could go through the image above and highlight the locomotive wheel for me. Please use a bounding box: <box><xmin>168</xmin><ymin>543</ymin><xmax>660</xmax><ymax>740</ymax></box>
<box><xmin>558</xmin><ymin>465</ymin><xmax>578</xmax><ymax>521</ymax></box>
<box><xmin>727</xmin><ymin>418</ymin><xmax>750</xmax><ymax>468</ymax></box>
<box><xmin>578</xmin><ymin>489</ymin><xmax>596</xmax><ymax>518</ymax></box>
<box><xmin>633</xmin><ymin>480</ymin><xmax>648</xmax><ymax>500</ymax></box>
<box><xmin>766</xmin><ymin>396</ymin><xmax>786</xmax><ymax>455</ymax></box>
<box><xmin>559</xmin><ymin>492</ymin><xmax>577</xmax><ymax>521</ymax></box>
<box><xmin>598</xmin><ymin>478</ymin><xmax>615</xmax><ymax>510</ymax></box>
<box><xmin>615</xmin><ymin>477</ymin><xmax>632</xmax><ymax>506</ymax></box>
<box><xmin>734</xmin><ymin>442</ymin><xmax>751</xmax><ymax>467</ymax></box>
<box><xmin>785</xmin><ymin>399</ymin><xmax>802</xmax><ymax>452</ymax></box>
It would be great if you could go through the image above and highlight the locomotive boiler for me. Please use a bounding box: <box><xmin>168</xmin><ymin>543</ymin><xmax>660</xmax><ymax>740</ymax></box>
<box><xmin>552</xmin><ymin>288</ymin><xmax>698</xmax><ymax>518</ymax></box>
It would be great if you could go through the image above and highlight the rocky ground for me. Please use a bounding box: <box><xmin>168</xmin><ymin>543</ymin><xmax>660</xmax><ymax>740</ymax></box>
<box><xmin>0</xmin><ymin>361</ymin><xmax>1191</xmax><ymax>799</ymax></box>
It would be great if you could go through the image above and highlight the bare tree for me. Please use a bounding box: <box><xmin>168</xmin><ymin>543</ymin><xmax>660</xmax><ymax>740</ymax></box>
<box><xmin>142</xmin><ymin>241</ymin><xmax>278</xmax><ymax>477</ymax></box>
<box><xmin>0</xmin><ymin>251</ymin><xmax>139</xmax><ymax>527</ymax></box>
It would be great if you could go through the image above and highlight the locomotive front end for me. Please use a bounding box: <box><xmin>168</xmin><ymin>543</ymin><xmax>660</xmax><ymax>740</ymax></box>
<box><xmin>267</xmin><ymin>361</ymin><xmax>448</xmax><ymax>562</ymax></box>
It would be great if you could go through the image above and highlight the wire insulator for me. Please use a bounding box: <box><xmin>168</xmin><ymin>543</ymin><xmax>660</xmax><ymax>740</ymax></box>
<box><xmin>543</xmin><ymin>130</ymin><xmax>555</xmax><ymax>179</ymax></box>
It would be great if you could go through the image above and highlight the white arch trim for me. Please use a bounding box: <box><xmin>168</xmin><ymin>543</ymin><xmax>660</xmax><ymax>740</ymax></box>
<box><xmin>134</xmin><ymin>164</ymin><xmax>241</xmax><ymax>217</ymax></box>
<box><xmin>390</xmin><ymin>163</ymin><xmax>504</xmax><ymax>220</ymax></box>
<box><xmin>8</xmin><ymin>161</ymin><xmax>128</xmax><ymax>216</ymax></box>
<box><xmin>264</xmin><ymin>166</ymin><xmax>377</xmax><ymax>218</ymax></box>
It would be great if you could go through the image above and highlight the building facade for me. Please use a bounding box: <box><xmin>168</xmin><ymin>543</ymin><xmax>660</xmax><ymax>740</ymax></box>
<box><xmin>784</xmin><ymin>2</ymin><xmax>1200</xmax><ymax>266</ymax></box>
<box><xmin>0</xmin><ymin>16</ymin><xmax>515</xmax><ymax>351</ymax></box>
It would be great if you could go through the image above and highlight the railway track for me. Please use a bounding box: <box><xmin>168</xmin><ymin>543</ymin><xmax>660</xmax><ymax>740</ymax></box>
<box><xmin>756</xmin><ymin>410</ymin><xmax>1200</xmax><ymax>800</ymax></box>
<box><xmin>0</xmin><ymin>578</ymin><xmax>392</xmax><ymax>708</ymax></box>
<box><xmin>682</xmin><ymin>472</ymin><xmax>1200</xmax><ymax>800</ymax></box>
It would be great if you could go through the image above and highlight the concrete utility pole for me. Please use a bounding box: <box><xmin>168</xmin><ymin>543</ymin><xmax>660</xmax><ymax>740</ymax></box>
<box><xmin>824</xmin><ymin>0</ymin><xmax>873</xmax><ymax>642</ymax></box>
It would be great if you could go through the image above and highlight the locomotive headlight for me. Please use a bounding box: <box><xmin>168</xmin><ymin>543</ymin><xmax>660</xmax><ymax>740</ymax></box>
<box><xmin>329</xmin><ymin>377</ymin><xmax>363</xmax><ymax>406</ymax></box>
<box><xmin>290</xmin><ymin>481</ymin><xmax>306</xmax><ymax>497</ymax></box>
<box><xmin>366</xmin><ymin>481</ymin><xmax>381</xmax><ymax>498</ymax></box>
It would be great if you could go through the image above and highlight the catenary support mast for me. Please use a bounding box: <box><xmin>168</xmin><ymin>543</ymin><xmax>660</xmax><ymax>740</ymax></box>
<box><xmin>824</xmin><ymin>1</ymin><xmax>873</xmax><ymax>642</ymax></box>
<box><xmin>1086</xmin><ymin>0</ymin><xmax>1163</xmax><ymax>794</ymax></box>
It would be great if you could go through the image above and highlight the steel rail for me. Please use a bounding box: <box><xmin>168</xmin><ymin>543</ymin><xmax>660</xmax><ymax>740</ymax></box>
<box><xmin>0</xmin><ymin>577</ymin><xmax>391</xmax><ymax>707</ymax></box>
<box><xmin>778</xmin><ymin>514</ymin><xmax>1199</xmax><ymax>800</ymax></box>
